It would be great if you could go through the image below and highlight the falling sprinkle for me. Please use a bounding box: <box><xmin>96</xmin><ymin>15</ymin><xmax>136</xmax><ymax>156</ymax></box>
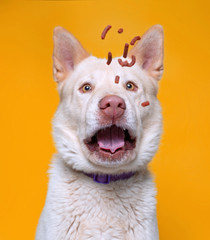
<box><xmin>115</xmin><ymin>75</ymin><xmax>120</xmax><ymax>84</ymax></box>
<box><xmin>106</xmin><ymin>52</ymin><xmax>112</xmax><ymax>65</ymax></box>
<box><xmin>130</xmin><ymin>36</ymin><xmax>141</xmax><ymax>45</ymax></box>
<box><xmin>101</xmin><ymin>25</ymin><xmax>112</xmax><ymax>40</ymax></box>
<box><xmin>118</xmin><ymin>28</ymin><xmax>123</xmax><ymax>34</ymax></box>
<box><xmin>141</xmin><ymin>101</ymin><xmax>150</xmax><ymax>107</ymax></box>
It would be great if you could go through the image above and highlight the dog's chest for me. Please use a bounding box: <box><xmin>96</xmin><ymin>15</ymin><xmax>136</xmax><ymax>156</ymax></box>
<box><xmin>44</xmin><ymin>166</ymin><xmax>157</xmax><ymax>240</ymax></box>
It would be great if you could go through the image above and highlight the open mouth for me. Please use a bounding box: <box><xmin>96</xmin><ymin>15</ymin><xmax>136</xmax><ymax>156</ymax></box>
<box><xmin>84</xmin><ymin>125</ymin><xmax>136</xmax><ymax>160</ymax></box>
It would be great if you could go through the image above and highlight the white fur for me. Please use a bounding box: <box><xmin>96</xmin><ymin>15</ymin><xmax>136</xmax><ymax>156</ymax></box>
<box><xmin>36</xmin><ymin>157</ymin><xmax>159</xmax><ymax>240</ymax></box>
<box><xmin>36</xmin><ymin>26</ymin><xmax>163</xmax><ymax>239</ymax></box>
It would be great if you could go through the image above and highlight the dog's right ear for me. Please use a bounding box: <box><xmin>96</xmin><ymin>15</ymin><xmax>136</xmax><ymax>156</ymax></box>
<box><xmin>129</xmin><ymin>25</ymin><xmax>164</xmax><ymax>81</ymax></box>
<box><xmin>53</xmin><ymin>27</ymin><xmax>90</xmax><ymax>83</ymax></box>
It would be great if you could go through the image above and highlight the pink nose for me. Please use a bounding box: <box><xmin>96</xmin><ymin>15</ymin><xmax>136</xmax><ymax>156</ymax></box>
<box><xmin>99</xmin><ymin>95</ymin><xmax>126</xmax><ymax>120</ymax></box>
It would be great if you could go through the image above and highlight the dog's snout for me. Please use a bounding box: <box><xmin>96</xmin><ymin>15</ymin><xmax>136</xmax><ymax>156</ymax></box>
<box><xmin>99</xmin><ymin>95</ymin><xmax>126</xmax><ymax>119</ymax></box>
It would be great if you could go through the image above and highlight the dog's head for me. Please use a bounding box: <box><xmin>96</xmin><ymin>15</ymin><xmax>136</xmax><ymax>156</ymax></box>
<box><xmin>52</xmin><ymin>25</ymin><xmax>164</xmax><ymax>174</ymax></box>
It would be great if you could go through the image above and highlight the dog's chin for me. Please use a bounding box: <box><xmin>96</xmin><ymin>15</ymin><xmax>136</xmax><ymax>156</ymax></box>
<box><xmin>83</xmin><ymin>125</ymin><xmax>137</xmax><ymax>167</ymax></box>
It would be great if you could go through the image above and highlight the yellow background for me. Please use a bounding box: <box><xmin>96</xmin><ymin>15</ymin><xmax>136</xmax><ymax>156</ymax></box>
<box><xmin>0</xmin><ymin>0</ymin><xmax>210</xmax><ymax>239</ymax></box>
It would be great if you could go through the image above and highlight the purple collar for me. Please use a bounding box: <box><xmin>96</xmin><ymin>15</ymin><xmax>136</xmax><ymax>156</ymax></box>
<box><xmin>84</xmin><ymin>172</ymin><xmax>135</xmax><ymax>184</ymax></box>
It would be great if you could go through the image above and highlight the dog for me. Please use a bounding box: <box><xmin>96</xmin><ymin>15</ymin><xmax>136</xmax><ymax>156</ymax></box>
<box><xmin>36</xmin><ymin>24</ymin><xmax>164</xmax><ymax>240</ymax></box>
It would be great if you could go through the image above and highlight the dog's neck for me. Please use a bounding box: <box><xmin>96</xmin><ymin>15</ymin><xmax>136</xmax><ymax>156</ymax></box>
<box><xmin>84</xmin><ymin>172</ymin><xmax>135</xmax><ymax>184</ymax></box>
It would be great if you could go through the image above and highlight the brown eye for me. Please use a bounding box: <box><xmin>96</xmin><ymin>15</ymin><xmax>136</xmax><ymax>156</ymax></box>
<box><xmin>80</xmin><ymin>84</ymin><xmax>92</xmax><ymax>93</ymax></box>
<box><xmin>126</xmin><ymin>82</ymin><xmax>137</xmax><ymax>91</ymax></box>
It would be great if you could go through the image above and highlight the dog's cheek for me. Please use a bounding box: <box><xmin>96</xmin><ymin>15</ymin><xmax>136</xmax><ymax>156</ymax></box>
<box><xmin>136</xmin><ymin>100</ymin><xmax>162</xmax><ymax>166</ymax></box>
<box><xmin>58</xmin><ymin>96</ymin><xmax>84</xmax><ymax>132</ymax></box>
<box><xmin>70</xmin><ymin>96</ymin><xmax>92</xmax><ymax>137</ymax></box>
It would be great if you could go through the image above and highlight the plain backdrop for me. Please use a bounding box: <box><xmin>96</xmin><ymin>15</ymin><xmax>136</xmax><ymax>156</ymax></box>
<box><xmin>0</xmin><ymin>0</ymin><xmax>210</xmax><ymax>239</ymax></box>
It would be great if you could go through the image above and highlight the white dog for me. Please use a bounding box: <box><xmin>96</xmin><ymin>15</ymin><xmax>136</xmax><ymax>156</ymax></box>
<box><xmin>36</xmin><ymin>24</ymin><xmax>164</xmax><ymax>240</ymax></box>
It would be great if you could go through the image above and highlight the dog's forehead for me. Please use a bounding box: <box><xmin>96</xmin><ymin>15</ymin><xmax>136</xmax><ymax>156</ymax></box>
<box><xmin>73</xmin><ymin>56</ymin><xmax>141</xmax><ymax>82</ymax></box>
<box><xmin>63</xmin><ymin>56</ymin><xmax>156</xmax><ymax>96</ymax></box>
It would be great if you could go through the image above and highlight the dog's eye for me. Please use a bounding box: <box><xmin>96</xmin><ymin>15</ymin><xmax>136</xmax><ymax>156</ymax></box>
<box><xmin>126</xmin><ymin>82</ymin><xmax>137</xmax><ymax>91</ymax></box>
<box><xmin>80</xmin><ymin>84</ymin><xmax>92</xmax><ymax>93</ymax></box>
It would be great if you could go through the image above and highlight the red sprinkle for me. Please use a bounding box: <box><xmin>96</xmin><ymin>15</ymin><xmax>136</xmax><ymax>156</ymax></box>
<box><xmin>123</xmin><ymin>43</ymin><xmax>129</xmax><ymax>58</ymax></box>
<box><xmin>128</xmin><ymin>55</ymin><xmax>136</xmax><ymax>67</ymax></box>
<box><xmin>141</xmin><ymin>101</ymin><xmax>150</xmax><ymax>107</ymax></box>
<box><xmin>130</xmin><ymin>36</ymin><xmax>141</xmax><ymax>45</ymax></box>
<box><xmin>101</xmin><ymin>25</ymin><xmax>112</xmax><ymax>40</ymax></box>
<box><xmin>106</xmin><ymin>52</ymin><xmax>112</xmax><ymax>65</ymax></box>
<box><xmin>118</xmin><ymin>28</ymin><xmax>123</xmax><ymax>34</ymax></box>
<box><xmin>118</xmin><ymin>58</ymin><xmax>128</xmax><ymax>67</ymax></box>
<box><xmin>115</xmin><ymin>75</ymin><xmax>120</xmax><ymax>84</ymax></box>
<box><xmin>118</xmin><ymin>55</ymin><xmax>136</xmax><ymax>67</ymax></box>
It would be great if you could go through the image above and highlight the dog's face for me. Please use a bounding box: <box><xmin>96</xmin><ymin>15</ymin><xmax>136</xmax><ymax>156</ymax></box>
<box><xmin>52</xmin><ymin>25</ymin><xmax>164</xmax><ymax>174</ymax></box>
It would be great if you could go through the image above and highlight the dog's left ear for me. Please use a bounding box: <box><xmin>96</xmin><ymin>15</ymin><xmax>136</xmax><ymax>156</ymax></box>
<box><xmin>129</xmin><ymin>25</ymin><xmax>164</xmax><ymax>81</ymax></box>
<box><xmin>53</xmin><ymin>26</ymin><xmax>90</xmax><ymax>83</ymax></box>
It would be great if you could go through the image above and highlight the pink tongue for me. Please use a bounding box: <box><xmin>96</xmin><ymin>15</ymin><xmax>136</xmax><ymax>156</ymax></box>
<box><xmin>97</xmin><ymin>126</ymin><xmax>125</xmax><ymax>153</ymax></box>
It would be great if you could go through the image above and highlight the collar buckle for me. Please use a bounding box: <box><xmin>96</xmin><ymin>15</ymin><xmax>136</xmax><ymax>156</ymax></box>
<box><xmin>93</xmin><ymin>174</ymin><xmax>111</xmax><ymax>184</ymax></box>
